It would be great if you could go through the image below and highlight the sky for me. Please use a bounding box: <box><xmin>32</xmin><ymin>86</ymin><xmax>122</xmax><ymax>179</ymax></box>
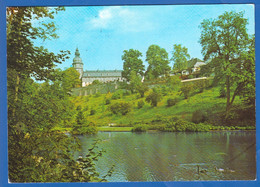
<box><xmin>33</xmin><ymin>4</ymin><xmax>255</xmax><ymax>71</ymax></box>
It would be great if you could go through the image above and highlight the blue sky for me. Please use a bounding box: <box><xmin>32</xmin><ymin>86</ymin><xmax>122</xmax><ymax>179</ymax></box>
<box><xmin>34</xmin><ymin>4</ymin><xmax>255</xmax><ymax>71</ymax></box>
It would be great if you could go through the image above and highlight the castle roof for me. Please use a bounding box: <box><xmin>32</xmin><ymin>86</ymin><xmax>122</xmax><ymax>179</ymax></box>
<box><xmin>83</xmin><ymin>70</ymin><xmax>122</xmax><ymax>77</ymax></box>
<box><xmin>72</xmin><ymin>48</ymin><xmax>83</xmax><ymax>65</ymax></box>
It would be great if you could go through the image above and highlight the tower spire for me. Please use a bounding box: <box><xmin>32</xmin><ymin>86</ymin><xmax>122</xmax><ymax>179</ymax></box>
<box><xmin>75</xmin><ymin>47</ymin><xmax>80</xmax><ymax>57</ymax></box>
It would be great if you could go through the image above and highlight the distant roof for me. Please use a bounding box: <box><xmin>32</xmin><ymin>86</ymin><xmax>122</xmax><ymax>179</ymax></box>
<box><xmin>194</xmin><ymin>62</ymin><xmax>206</xmax><ymax>68</ymax></box>
<box><xmin>83</xmin><ymin>70</ymin><xmax>122</xmax><ymax>77</ymax></box>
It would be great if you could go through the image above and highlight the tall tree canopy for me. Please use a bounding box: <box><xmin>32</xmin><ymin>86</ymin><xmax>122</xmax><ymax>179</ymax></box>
<box><xmin>199</xmin><ymin>11</ymin><xmax>255</xmax><ymax>114</ymax></box>
<box><xmin>171</xmin><ymin>44</ymin><xmax>190</xmax><ymax>73</ymax></box>
<box><xmin>7</xmin><ymin>7</ymin><xmax>111</xmax><ymax>182</ymax></box>
<box><xmin>145</xmin><ymin>44</ymin><xmax>170</xmax><ymax>80</ymax></box>
<box><xmin>122</xmin><ymin>49</ymin><xmax>145</xmax><ymax>81</ymax></box>
<box><xmin>61</xmin><ymin>67</ymin><xmax>81</xmax><ymax>92</ymax></box>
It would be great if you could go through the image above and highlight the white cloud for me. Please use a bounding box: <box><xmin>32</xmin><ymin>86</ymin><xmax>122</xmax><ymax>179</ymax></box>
<box><xmin>86</xmin><ymin>6</ymin><xmax>154</xmax><ymax>32</ymax></box>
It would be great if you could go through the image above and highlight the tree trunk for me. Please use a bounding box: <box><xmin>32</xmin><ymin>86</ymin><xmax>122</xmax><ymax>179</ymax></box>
<box><xmin>226</xmin><ymin>75</ymin><xmax>231</xmax><ymax>118</ymax></box>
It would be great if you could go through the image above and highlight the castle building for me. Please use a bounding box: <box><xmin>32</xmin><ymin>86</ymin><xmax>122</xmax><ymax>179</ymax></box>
<box><xmin>72</xmin><ymin>48</ymin><xmax>123</xmax><ymax>87</ymax></box>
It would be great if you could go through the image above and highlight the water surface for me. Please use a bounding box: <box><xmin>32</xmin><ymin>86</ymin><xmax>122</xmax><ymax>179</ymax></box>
<box><xmin>76</xmin><ymin>131</ymin><xmax>256</xmax><ymax>182</ymax></box>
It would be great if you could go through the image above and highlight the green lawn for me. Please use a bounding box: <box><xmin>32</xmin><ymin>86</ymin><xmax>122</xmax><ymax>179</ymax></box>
<box><xmin>71</xmin><ymin>85</ymin><xmax>245</xmax><ymax>127</ymax></box>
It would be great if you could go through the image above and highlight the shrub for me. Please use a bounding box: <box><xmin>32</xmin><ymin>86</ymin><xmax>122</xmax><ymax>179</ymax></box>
<box><xmin>90</xmin><ymin>109</ymin><xmax>96</xmax><ymax>115</ymax></box>
<box><xmin>92</xmin><ymin>80</ymin><xmax>101</xmax><ymax>85</ymax></box>
<box><xmin>132</xmin><ymin>124</ymin><xmax>148</xmax><ymax>132</ymax></box>
<box><xmin>175</xmin><ymin>119</ymin><xmax>189</xmax><ymax>131</ymax></box>
<box><xmin>110</xmin><ymin>101</ymin><xmax>132</xmax><ymax>115</ymax></box>
<box><xmin>111</xmin><ymin>90</ymin><xmax>124</xmax><ymax>100</ymax></box>
<box><xmin>77</xmin><ymin>125</ymin><xmax>98</xmax><ymax>134</ymax></box>
<box><xmin>137</xmin><ymin>100</ymin><xmax>145</xmax><ymax>109</ymax></box>
<box><xmin>191</xmin><ymin>110</ymin><xmax>207</xmax><ymax>124</ymax></box>
<box><xmin>181</xmin><ymin>83</ymin><xmax>193</xmax><ymax>99</ymax></box>
<box><xmin>136</xmin><ymin>84</ymin><xmax>149</xmax><ymax>98</ymax></box>
<box><xmin>195</xmin><ymin>123</ymin><xmax>211</xmax><ymax>132</ymax></box>
<box><xmin>166</xmin><ymin>75</ymin><xmax>181</xmax><ymax>90</ymax></box>
<box><xmin>105</xmin><ymin>98</ymin><xmax>111</xmax><ymax>105</ymax></box>
<box><xmin>167</xmin><ymin>97</ymin><xmax>178</xmax><ymax>107</ymax></box>
<box><xmin>120</xmin><ymin>102</ymin><xmax>132</xmax><ymax>115</ymax></box>
<box><xmin>145</xmin><ymin>89</ymin><xmax>162</xmax><ymax>107</ymax></box>
<box><xmin>94</xmin><ymin>92</ymin><xmax>101</xmax><ymax>97</ymax></box>
<box><xmin>195</xmin><ymin>80</ymin><xmax>206</xmax><ymax>93</ymax></box>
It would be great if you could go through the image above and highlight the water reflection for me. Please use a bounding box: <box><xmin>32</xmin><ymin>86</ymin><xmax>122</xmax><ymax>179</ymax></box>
<box><xmin>76</xmin><ymin>131</ymin><xmax>256</xmax><ymax>182</ymax></box>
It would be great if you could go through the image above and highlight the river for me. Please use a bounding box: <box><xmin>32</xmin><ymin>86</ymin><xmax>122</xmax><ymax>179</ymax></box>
<box><xmin>75</xmin><ymin>131</ymin><xmax>256</xmax><ymax>182</ymax></box>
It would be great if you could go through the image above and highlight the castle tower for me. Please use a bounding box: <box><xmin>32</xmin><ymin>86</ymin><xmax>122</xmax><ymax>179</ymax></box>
<box><xmin>72</xmin><ymin>48</ymin><xmax>84</xmax><ymax>79</ymax></box>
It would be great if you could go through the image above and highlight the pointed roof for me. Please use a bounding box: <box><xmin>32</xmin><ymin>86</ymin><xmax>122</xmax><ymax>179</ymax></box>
<box><xmin>72</xmin><ymin>48</ymin><xmax>83</xmax><ymax>65</ymax></box>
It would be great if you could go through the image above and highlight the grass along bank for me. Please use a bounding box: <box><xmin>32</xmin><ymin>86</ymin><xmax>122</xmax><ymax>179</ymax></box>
<box><xmin>68</xmin><ymin>84</ymin><xmax>255</xmax><ymax>134</ymax></box>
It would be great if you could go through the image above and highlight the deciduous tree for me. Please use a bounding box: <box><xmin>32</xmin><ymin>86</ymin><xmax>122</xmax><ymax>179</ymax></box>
<box><xmin>171</xmin><ymin>44</ymin><xmax>190</xmax><ymax>73</ymax></box>
<box><xmin>199</xmin><ymin>11</ymin><xmax>254</xmax><ymax>115</ymax></box>
<box><xmin>122</xmin><ymin>49</ymin><xmax>144</xmax><ymax>81</ymax></box>
<box><xmin>145</xmin><ymin>45</ymin><xmax>170</xmax><ymax>80</ymax></box>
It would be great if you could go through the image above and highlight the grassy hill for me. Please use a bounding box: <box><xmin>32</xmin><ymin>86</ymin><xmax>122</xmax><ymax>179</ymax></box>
<box><xmin>70</xmin><ymin>85</ymin><xmax>255</xmax><ymax>129</ymax></box>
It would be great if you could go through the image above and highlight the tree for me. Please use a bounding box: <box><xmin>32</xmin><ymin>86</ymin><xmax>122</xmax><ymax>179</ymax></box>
<box><xmin>122</xmin><ymin>49</ymin><xmax>145</xmax><ymax>81</ymax></box>
<box><xmin>145</xmin><ymin>88</ymin><xmax>162</xmax><ymax>107</ymax></box>
<box><xmin>171</xmin><ymin>44</ymin><xmax>190</xmax><ymax>73</ymax></box>
<box><xmin>187</xmin><ymin>58</ymin><xmax>203</xmax><ymax>74</ymax></box>
<box><xmin>7</xmin><ymin>7</ymin><xmax>109</xmax><ymax>182</ymax></box>
<box><xmin>128</xmin><ymin>71</ymin><xmax>142</xmax><ymax>93</ymax></box>
<box><xmin>61</xmin><ymin>67</ymin><xmax>81</xmax><ymax>92</ymax></box>
<box><xmin>199</xmin><ymin>11</ymin><xmax>254</xmax><ymax>114</ymax></box>
<box><xmin>145</xmin><ymin>45</ymin><xmax>170</xmax><ymax>80</ymax></box>
<box><xmin>7</xmin><ymin>7</ymin><xmax>69</xmax><ymax>120</ymax></box>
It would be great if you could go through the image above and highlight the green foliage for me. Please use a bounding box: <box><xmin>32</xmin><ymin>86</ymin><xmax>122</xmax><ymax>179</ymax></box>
<box><xmin>219</xmin><ymin>86</ymin><xmax>227</xmax><ymax>98</ymax></box>
<box><xmin>199</xmin><ymin>11</ymin><xmax>254</xmax><ymax>113</ymax></box>
<box><xmin>167</xmin><ymin>97</ymin><xmax>179</xmax><ymax>107</ymax></box>
<box><xmin>92</xmin><ymin>80</ymin><xmax>102</xmax><ymax>85</ymax></box>
<box><xmin>145</xmin><ymin>88</ymin><xmax>162</xmax><ymax>107</ymax></box>
<box><xmin>61</xmin><ymin>67</ymin><xmax>81</xmax><ymax>92</ymax></box>
<box><xmin>194</xmin><ymin>80</ymin><xmax>206</xmax><ymax>93</ymax></box>
<box><xmin>90</xmin><ymin>109</ymin><xmax>96</xmax><ymax>116</ymax></box>
<box><xmin>7</xmin><ymin>7</ymin><xmax>109</xmax><ymax>182</ymax></box>
<box><xmin>105</xmin><ymin>98</ymin><xmax>111</xmax><ymax>105</ymax></box>
<box><xmin>71</xmin><ymin>140</ymin><xmax>114</xmax><ymax>182</ymax></box>
<box><xmin>72</xmin><ymin>110</ymin><xmax>97</xmax><ymax>134</ymax></box>
<box><xmin>191</xmin><ymin>110</ymin><xmax>207</xmax><ymax>124</ymax></box>
<box><xmin>137</xmin><ymin>100</ymin><xmax>145</xmax><ymax>109</ymax></box>
<box><xmin>132</xmin><ymin>124</ymin><xmax>148</xmax><ymax>132</ymax></box>
<box><xmin>128</xmin><ymin>71</ymin><xmax>142</xmax><ymax>93</ymax></box>
<box><xmin>171</xmin><ymin>44</ymin><xmax>190</xmax><ymax>72</ymax></box>
<box><xmin>111</xmin><ymin>89</ymin><xmax>124</xmax><ymax>100</ymax></box>
<box><xmin>166</xmin><ymin>75</ymin><xmax>181</xmax><ymax>90</ymax></box>
<box><xmin>122</xmin><ymin>49</ymin><xmax>145</xmax><ymax>81</ymax></box>
<box><xmin>109</xmin><ymin>101</ymin><xmax>132</xmax><ymax>115</ymax></box>
<box><xmin>145</xmin><ymin>44</ymin><xmax>170</xmax><ymax>79</ymax></box>
<box><xmin>181</xmin><ymin>83</ymin><xmax>194</xmax><ymax>99</ymax></box>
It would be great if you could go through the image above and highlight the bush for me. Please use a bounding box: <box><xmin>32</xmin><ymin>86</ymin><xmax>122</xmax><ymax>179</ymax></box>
<box><xmin>77</xmin><ymin>125</ymin><xmax>98</xmax><ymax>135</ymax></box>
<box><xmin>191</xmin><ymin>110</ymin><xmax>207</xmax><ymax>124</ymax></box>
<box><xmin>72</xmin><ymin>117</ymin><xmax>98</xmax><ymax>135</ymax></box>
<box><xmin>166</xmin><ymin>75</ymin><xmax>181</xmax><ymax>90</ymax></box>
<box><xmin>181</xmin><ymin>83</ymin><xmax>193</xmax><ymax>99</ymax></box>
<box><xmin>195</xmin><ymin>80</ymin><xmax>206</xmax><ymax>93</ymax></box>
<box><xmin>132</xmin><ymin>124</ymin><xmax>148</xmax><ymax>132</ymax></box>
<box><xmin>111</xmin><ymin>90</ymin><xmax>124</xmax><ymax>100</ymax></box>
<box><xmin>90</xmin><ymin>109</ymin><xmax>96</xmax><ymax>115</ymax></box>
<box><xmin>145</xmin><ymin>89</ymin><xmax>162</xmax><ymax>107</ymax></box>
<box><xmin>175</xmin><ymin>119</ymin><xmax>189</xmax><ymax>132</ymax></box>
<box><xmin>110</xmin><ymin>101</ymin><xmax>132</xmax><ymax>115</ymax></box>
<box><xmin>137</xmin><ymin>100</ymin><xmax>145</xmax><ymax>109</ymax></box>
<box><xmin>167</xmin><ymin>97</ymin><xmax>178</xmax><ymax>107</ymax></box>
<box><xmin>105</xmin><ymin>98</ymin><xmax>111</xmax><ymax>105</ymax></box>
